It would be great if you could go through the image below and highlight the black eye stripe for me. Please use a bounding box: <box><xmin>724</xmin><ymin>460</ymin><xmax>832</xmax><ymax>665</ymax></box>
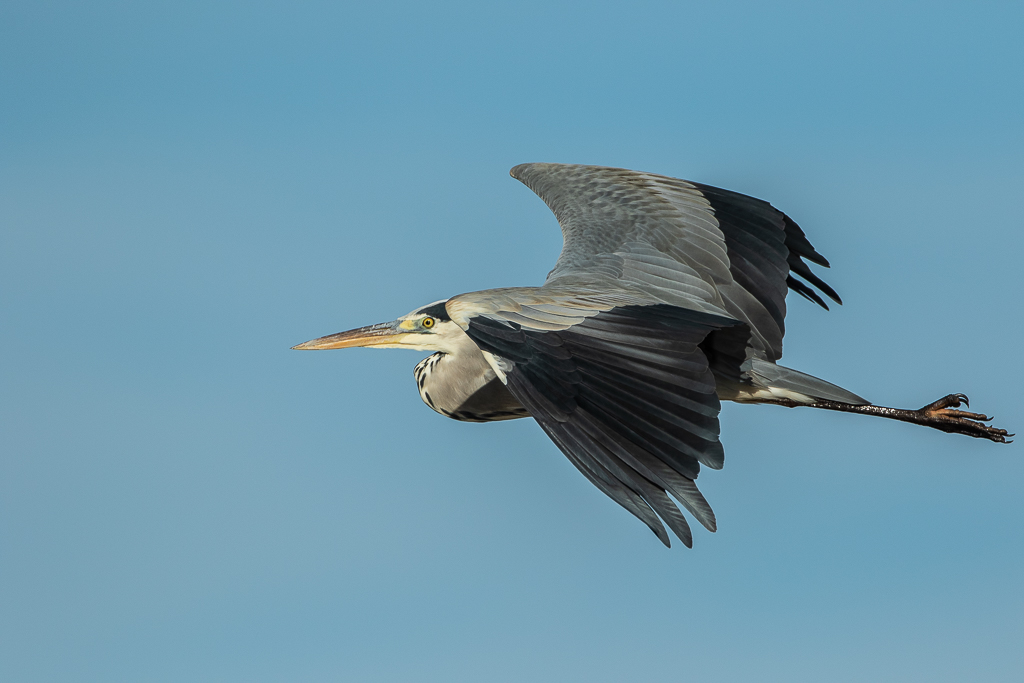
<box><xmin>417</xmin><ymin>302</ymin><xmax>451</xmax><ymax>321</ymax></box>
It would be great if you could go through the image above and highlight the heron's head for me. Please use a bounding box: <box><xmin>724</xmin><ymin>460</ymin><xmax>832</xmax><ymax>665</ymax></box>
<box><xmin>291</xmin><ymin>300</ymin><xmax>464</xmax><ymax>353</ymax></box>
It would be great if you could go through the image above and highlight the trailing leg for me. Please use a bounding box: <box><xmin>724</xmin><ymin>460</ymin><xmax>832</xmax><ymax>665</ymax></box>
<box><xmin>763</xmin><ymin>393</ymin><xmax>1012</xmax><ymax>443</ymax></box>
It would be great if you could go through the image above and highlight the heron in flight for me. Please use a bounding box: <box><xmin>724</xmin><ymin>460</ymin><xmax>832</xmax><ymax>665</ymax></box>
<box><xmin>294</xmin><ymin>163</ymin><xmax>1010</xmax><ymax>548</ymax></box>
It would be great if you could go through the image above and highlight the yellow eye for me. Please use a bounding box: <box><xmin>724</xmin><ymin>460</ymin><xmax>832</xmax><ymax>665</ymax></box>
<box><xmin>422</xmin><ymin>317</ymin><xmax>435</xmax><ymax>329</ymax></box>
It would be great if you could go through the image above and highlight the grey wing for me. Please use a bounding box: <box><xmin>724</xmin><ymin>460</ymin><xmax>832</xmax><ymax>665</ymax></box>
<box><xmin>510</xmin><ymin>163</ymin><xmax>841</xmax><ymax>362</ymax></box>
<box><xmin>451</xmin><ymin>292</ymin><xmax>743</xmax><ymax>547</ymax></box>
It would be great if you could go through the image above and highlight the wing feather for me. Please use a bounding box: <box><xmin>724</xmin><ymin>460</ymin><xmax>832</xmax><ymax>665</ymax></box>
<box><xmin>572</xmin><ymin>411</ymin><xmax>717</xmax><ymax>531</ymax></box>
<box><xmin>541</xmin><ymin>422</ymin><xmax>672</xmax><ymax>546</ymax></box>
<box><xmin>511</xmin><ymin>163</ymin><xmax>843</xmax><ymax>362</ymax></box>
<box><xmin>461</xmin><ymin>298</ymin><xmax>739</xmax><ymax>547</ymax></box>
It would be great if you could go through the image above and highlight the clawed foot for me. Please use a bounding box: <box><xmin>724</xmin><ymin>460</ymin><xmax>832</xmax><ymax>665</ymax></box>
<box><xmin>917</xmin><ymin>393</ymin><xmax>1013</xmax><ymax>443</ymax></box>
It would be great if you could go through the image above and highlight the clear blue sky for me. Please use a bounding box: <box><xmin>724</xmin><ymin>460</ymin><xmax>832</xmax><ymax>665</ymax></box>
<box><xmin>2</xmin><ymin>2</ymin><xmax>1022</xmax><ymax>681</ymax></box>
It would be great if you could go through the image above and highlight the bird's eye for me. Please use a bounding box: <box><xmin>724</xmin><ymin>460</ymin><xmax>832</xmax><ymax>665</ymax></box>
<box><xmin>422</xmin><ymin>317</ymin><xmax>435</xmax><ymax>329</ymax></box>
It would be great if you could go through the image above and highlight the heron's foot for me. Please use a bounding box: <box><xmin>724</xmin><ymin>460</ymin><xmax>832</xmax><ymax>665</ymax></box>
<box><xmin>917</xmin><ymin>393</ymin><xmax>1013</xmax><ymax>443</ymax></box>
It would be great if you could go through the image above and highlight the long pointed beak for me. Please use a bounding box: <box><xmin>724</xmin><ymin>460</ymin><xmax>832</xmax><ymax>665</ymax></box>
<box><xmin>291</xmin><ymin>321</ymin><xmax>408</xmax><ymax>350</ymax></box>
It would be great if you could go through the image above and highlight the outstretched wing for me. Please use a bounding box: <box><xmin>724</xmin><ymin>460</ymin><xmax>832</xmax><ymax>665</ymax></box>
<box><xmin>448</xmin><ymin>290</ymin><xmax>742</xmax><ymax>547</ymax></box>
<box><xmin>440</xmin><ymin>164</ymin><xmax>844</xmax><ymax>544</ymax></box>
<box><xmin>510</xmin><ymin>163</ymin><xmax>840</xmax><ymax>362</ymax></box>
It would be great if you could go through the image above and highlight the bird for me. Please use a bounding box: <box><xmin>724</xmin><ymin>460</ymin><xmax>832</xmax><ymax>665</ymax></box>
<box><xmin>293</xmin><ymin>163</ymin><xmax>1011</xmax><ymax>548</ymax></box>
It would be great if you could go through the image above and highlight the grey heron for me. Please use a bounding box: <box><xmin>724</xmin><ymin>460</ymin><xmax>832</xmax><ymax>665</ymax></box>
<box><xmin>293</xmin><ymin>163</ymin><xmax>1011</xmax><ymax>548</ymax></box>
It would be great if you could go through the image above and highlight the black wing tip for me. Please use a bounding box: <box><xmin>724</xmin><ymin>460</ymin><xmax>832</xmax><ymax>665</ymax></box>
<box><xmin>787</xmin><ymin>275</ymin><xmax>830</xmax><ymax>310</ymax></box>
<box><xmin>808</xmin><ymin>274</ymin><xmax>843</xmax><ymax>306</ymax></box>
<box><xmin>783</xmin><ymin>216</ymin><xmax>843</xmax><ymax>306</ymax></box>
<box><xmin>780</xmin><ymin>213</ymin><xmax>843</xmax><ymax>307</ymax></box>
<box><xmin>651</xmin><ymin>525</ymin><xmax>692</xmax><ymax>549</ymax></box>
<box><xmin>688</xmin><ymin>509</ymin><xmax>716</xmax><ymax>534</ymax></box>
<box><xmin>690</xmin><ymin>183</ymin><xmax>842</xmax><ymax>313</ymax></box>
<box><xmin>787</xmin><ymin>261</ymin><xmax>843</xmax><ymax>308</ymax></box>
<box><xmin>782</xmin><ymin>215</ymin><xmax>832</xmax><ymax>268</ymax></box>
<box><xmin>649</xmin><ymin>521</ymin><xmax>672</xmax><ymax>547</ymax></box>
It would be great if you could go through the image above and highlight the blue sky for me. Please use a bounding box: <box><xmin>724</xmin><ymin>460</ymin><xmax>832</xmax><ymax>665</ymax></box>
<box><xmin>1</xmin><ymin>2</ymin><xmax>1022</xmax><ymax>681</ymax></box>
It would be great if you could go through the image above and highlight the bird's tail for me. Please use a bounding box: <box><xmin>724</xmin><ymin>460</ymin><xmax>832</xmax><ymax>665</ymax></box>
<box><xmin>745</xmin><ymin>358</ymin><xmax>869</xmax><ymax>405</ymax></box>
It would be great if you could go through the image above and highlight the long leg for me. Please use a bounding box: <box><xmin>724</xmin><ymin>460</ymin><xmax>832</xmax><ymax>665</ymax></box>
<box><xmin>763</xmin><ymin>393</ymin><xmax>1013</xmax><ymax>443</ymax></box>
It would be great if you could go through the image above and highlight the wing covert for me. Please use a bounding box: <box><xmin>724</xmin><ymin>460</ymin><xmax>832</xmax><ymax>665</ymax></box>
<box><xmin>511</xmin><ymin>163</ymin><xmax>733</xmax><ymax>319</ymax></box>
<box><xmin>510</xmin><ymin>163</ymin><xmax>842</xmax><ymax>362</ymax></box>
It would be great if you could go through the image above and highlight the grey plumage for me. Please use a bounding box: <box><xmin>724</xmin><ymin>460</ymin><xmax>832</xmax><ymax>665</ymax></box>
<box><xmin>294</xmin><ymin>163</ymin><xmax>1011</xmax><ymax>548</ymax></box>
<box><xmin>414</xmin><ymin>348</ymin><xmax>529</xmax><ymax>422</ymax></box>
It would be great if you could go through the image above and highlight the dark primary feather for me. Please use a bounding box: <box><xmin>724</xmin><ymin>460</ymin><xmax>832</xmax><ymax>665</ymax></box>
<box><xmin>465</xmin><ymin>304</ymin><xmax>740</xmax><ymax>547</ymax></box>
<box><xmin>689</xmin><ymin>181</ymin><xmax>841</xmax><ymax>361</ymax></box>
<box><xmin>687</xmin><ymin>182</ymin><xmax>839</xmax><ymax>308</ymax></box>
